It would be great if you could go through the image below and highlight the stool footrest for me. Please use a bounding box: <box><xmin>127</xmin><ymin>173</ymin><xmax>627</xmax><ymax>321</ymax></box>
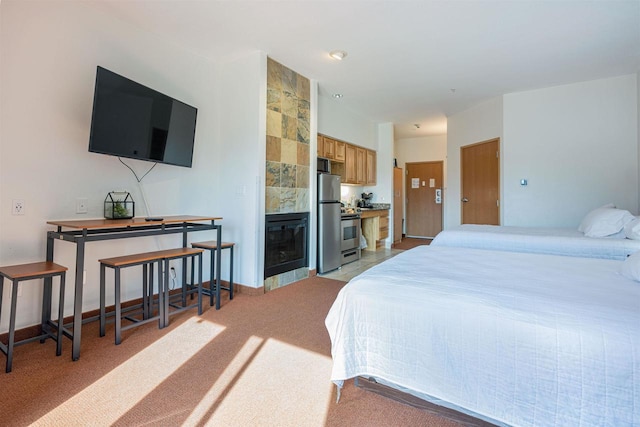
<box><xmin>0</xmin><ymin>332</ymin><xmax>56</xmax><ymax>353</ymax></box>
<box><xmin>120</xmin><ymin>316</ymin><xmax>162</xmax><ymax>332</ymax></box>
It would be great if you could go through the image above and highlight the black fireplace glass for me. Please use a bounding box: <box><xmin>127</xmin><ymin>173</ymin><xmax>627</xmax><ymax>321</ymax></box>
<box><xmin>264</xmin><ymin>212</ymin><xmax>309</xmax><ymax>278</ymax></box>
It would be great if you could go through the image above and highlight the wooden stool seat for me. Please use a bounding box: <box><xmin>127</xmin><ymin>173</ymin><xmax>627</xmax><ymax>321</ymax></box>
<box><xmin>191</xmin><ymin>240</ymin><xmax>235</xmax><ymax>310</ymax></box>
<box><xmin>0</xmin><ymin>262</ymin><xmax>67</xmax><ymax>280</ymax></box>
<box><xmin>0</xmin><ymin>261</ymin><xmax>68</xmax><ymax>373</ymax></box>
<box><xmin>99</xmin><ymin>247</ymin><xmax>203</xmax><ymax>345</ymax></box>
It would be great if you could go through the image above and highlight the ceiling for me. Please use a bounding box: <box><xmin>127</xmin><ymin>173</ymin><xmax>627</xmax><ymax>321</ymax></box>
<box><xmin>85</xmin><ymin>0</ymin><xmax>640</xmax><ymax>139</ymax></box>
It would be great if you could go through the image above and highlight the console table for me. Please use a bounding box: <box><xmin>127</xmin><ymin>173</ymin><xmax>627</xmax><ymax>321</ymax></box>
<box><xmin>45</xmin><ymin>215</ymin><xmax>222</xmax><ymax>361</ymax></box>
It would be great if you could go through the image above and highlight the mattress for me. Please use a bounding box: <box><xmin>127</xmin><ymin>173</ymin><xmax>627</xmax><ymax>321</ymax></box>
<box><xmin>325</xmin><ymin>246</ymin><xmax>640</xmax><ymax>427</ymax></box>
<box><xmin>430</xmin><ymin>224</ymin><xmax>640</xmax><ymax>260</ymax></box>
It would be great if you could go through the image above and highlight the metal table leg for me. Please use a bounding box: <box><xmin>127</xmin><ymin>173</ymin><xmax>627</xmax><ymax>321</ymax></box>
<box><xmin>43</xmin><ymin>233</ymin><xmax>54</xmax><ymax>329</ymax></box>
<box><xmin>72</xmin><ymin>235</ymin><xmax>85</xmax><ymax>361</ymax></box>
<box><xmin>215</xmin><ymin>224</ymin><xmax>222</xmax><ymax>310</ymax></box>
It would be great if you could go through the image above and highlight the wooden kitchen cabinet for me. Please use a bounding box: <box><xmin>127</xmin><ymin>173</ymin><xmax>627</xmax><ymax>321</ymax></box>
<box><xmin>334</xmin><ymin>140</ymin><xmax>346</xmax><ymax>162</ymax></box>
<box><xmin>366</xmin><ymin>149</ymin><xmax>376</xmax><ymax>185</ymax></box>
<box><xmin>361</xmin><ymin>209</ymin><xmax>390</xmax><ymax>251</ymax></box>
<box><xmin>379</xmin><ymin>214</ymin><xmax>389</xmax><ymax>239</ymax></box>
<box><xmin>323</xmin><ymin>136</ymin><xmax>335</xmax><ymax>160</ymax></box>
<box><xmin>356</xmin><ymin>147</ymin><xmax>366</xmax><ymax>184</ymax></box>
<box><xmin>317</xmin><ymin>133</ymin><xmax>376</xmax><ymax>184</ymax></box>
<box><xmin>344</xmin><ymin>143</ymin><xmax>357</xmax><ymax>183</ymax></box>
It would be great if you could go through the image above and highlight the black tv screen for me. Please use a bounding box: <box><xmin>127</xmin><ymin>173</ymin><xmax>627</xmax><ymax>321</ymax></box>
<box><xmin>88</xmin><ymin>66</ymin><xmax>197</xmax><ymax>168</ymax></box>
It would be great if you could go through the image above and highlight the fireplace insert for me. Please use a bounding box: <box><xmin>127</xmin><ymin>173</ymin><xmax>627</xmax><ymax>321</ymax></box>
<box><xmin>264</xmin><ymin>212</ymin><xmax>309</xmax><ymax>278</ymax></box>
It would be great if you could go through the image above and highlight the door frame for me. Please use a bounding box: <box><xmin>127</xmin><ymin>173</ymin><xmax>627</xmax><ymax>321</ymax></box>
<box><xmin>460</xmin><ymin>137</ymin><xmax>501</xmax><ymax>225</ymax></box>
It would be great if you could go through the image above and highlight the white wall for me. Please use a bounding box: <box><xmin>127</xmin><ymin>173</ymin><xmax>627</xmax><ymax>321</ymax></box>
<box><xmin>376</xmin><ymin>123</ymin><xmax>394</xmax><ymax>247</ymax></box>
<box><xmin>317</xmin><ymin>93</ymin><xmax>376</xmax><ymax>150</ymax></box>
<box><xmin>446</xmin><ymin>75</ymin><xmax>638</xmax><ymax>229</ymax></box>
<box><xmin>394</xmin><ymin>135</ymin><xmax>447</xmax><ymax>170</ymax></box>
<box><xmin>394</xmin><ymin>134</ymin><xmax>447</xmax><ymax>233</ymax></box>
<box><xmin>216</xmin><ymin>51</ymin><xmax>266</xmax><ymax>288</ymax></box>
<box><xmin>445</xmin><ymin>97</ymin><xmax>504</xmax><ymax>228</ymax></box>
<box><xmin>0</xmin><ymin>1</ymin><xmax>222</xmax><ymax>332</ymax></box>
<box><xmin>503</xmin><ymin>75</ymin><xmax>638</xmax><ymax>226</ymax></box>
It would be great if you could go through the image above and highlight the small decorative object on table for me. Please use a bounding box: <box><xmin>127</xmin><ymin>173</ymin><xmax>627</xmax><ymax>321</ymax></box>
<box><xmin>104</xmin><ymin>191</ymin><xmax>134</xmax><ymax>219</ymax></box>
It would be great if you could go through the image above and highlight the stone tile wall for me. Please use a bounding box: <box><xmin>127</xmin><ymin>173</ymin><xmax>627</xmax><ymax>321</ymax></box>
<box><xmin>265</xmin><ymin>58</ymin><xmax>311</xmax><ymax>291</ymax></box>
<box><xmin>266</xmin><ymin>57</ymin><xmax>311</xmax><ymax>214</ymax></box>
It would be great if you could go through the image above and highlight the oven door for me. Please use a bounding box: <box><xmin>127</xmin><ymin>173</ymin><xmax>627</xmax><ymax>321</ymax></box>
<box><xmin>340</xmin><ymin>216</ymin><xmax>361</xmax><ymax>252</ymax></box>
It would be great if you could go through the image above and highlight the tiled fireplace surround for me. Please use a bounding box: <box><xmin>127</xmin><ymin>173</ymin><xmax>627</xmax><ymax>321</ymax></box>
<box><xmin>264</xmin><ymin>58</ymin><xmax>311</xmax><ymax>291</ymax></box>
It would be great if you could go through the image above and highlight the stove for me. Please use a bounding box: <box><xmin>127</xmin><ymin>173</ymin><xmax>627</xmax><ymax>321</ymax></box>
<box><xmin>339</xmin><ymin>209</ymin><xmax>361</xmax><ymax>266</ymax></box>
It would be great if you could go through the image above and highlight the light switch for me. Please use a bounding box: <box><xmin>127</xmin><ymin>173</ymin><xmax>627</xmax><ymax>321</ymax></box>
<box><xmin>429</xmin><ymin>178</ymin><xmax>435</xmax><ymax>188</ymax></box>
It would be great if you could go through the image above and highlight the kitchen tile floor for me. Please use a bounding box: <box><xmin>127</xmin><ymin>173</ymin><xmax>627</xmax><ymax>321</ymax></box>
<box><xmin>318</xmin><ymin>247</ymin><xmax>404</xmax><ymax>282</ymax></box>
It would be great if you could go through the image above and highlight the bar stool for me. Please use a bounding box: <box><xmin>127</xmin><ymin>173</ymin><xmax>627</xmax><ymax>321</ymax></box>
<box><xmin>0</xmin><ymin>261</ymin><xmax>68</xmax><ymax>373</ymax></box>
<box><xmin>99</xmin><ymin>255</ymin><xmax>164</xmax><ymax>345</ymax></box>
<box><xmin>99</xmin><ymin>247</ymin><xmax>203</xmax><ymax>345</ymax></box>
<box><xmin>190</xmin><ymin>241</ymin><xmax>235</xmax><ymax>310</ymax></box>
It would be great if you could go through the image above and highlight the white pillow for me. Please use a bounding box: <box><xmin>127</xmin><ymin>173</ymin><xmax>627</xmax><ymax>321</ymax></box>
<box><xmin>619</xmin><ymin>251</ymin><xmax>640</xmax><ymax>281</ymax></box>
<box><xmin>624</xmin><ymin>217</ymin><xmax>640</xmax><ymax>240</ymax></box>
<box><xmin>578</xmin><ymin>205</ymin><xmax>635</xmax><ymax>237</ymax></box>
<box><xmin>578</xmin><ymin>203</ymin><xmax>614</xmax><ymax>233</ymax></box>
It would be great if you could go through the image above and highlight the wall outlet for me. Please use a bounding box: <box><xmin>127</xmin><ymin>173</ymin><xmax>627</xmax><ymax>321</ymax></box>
<box><xmin>12</xmin><ymin>199</ymin><xmax>25</xmax><ymax>215</ymax></box>
<box><xmin>76</xmin><ymin>198</ymin><xmax>88</xmax><ymax>214</ymax></box>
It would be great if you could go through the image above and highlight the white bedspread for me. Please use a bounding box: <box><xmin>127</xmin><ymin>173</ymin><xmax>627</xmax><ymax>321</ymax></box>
<box><xmin>430</xmin><ymin>224</ymin><xmax>640</xmax><ymax>260</ymax></box>
<box><xmin>325</xmin><ymin>246</ymin><xmax>640</xmax><ymax>427</ymax></box>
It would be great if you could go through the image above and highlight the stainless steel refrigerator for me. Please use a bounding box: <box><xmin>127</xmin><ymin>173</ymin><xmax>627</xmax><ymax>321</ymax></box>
<box><xmin>317</xmin><ymin>173</ymin><xmax>341</xmax><ymax>273</ymax></box>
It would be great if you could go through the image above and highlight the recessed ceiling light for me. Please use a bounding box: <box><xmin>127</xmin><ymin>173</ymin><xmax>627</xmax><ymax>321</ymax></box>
<box><xmin>329</xmin><ymin>50</ymin><xmax>347</xmax><ymax>60</ymax></box>
<box><xmin>332</xmin><ymin>93</ymin><xmax>344</xmax><ymax>99</ymax></box>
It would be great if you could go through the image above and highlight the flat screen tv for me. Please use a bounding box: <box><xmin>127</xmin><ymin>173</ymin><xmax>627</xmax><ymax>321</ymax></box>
<box><xmin>88</xmin><ymin>66</ymin><xmax>197</xmax><ymax>168</ymax></box>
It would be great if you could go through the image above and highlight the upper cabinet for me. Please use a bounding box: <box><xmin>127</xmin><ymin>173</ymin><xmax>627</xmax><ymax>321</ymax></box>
<box><xmin>319</xmin><ymin>133</ymin><xmax>376</xmax><ymax>185</ymax></box>
<box><xmin>356</xmin><ymin>147</ymin><xmax>366</xmax><ymax>185</ymax></box>
<box><xmin>345</xmin><ymin>143</ymin><xmax>357</xmax><ymax>183</ymax></box>
<box><xmin>318</xmin><ymin>135</ymin><xmax>344</xmax><ymax>163</ymax></box>
<box><xmin>335</xmin><ymin>140</ymin><xmax>346</xmax><ymax>162</ymax></box>
<box><xmin>366</xmin><ymin>149</ymin><xmax>376</xmax><ymax>185</ymax></box>
<box><xmin>323</xmin><ymin>136</ymin><xmax>335</xmax><ymax>160</ymax></box>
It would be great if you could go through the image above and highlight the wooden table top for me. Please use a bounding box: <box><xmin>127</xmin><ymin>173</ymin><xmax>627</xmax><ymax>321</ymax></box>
<box><xmin>47</xmin><ymin>215</ymin><xmax>222</xmax><ymax>230</ymax></box>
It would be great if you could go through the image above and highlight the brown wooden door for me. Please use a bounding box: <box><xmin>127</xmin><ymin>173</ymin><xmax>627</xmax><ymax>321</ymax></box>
<box><xmin>393</xmin><ymin>167</ymin><xmax>403</xmax><ymax>244</ymax></box>
<box><xmin>461</xmin><ymin>138</ymin><xmax>500</xmax><ymax>225</ymax></box>
<box><xmin>405</xmin><ymin>161</ymin><xmax>443</xmax><ymax>238</ymax></box>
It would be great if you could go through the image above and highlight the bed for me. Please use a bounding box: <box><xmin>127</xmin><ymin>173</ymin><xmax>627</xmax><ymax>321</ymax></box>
<box><xmin>325</xmin><ymin>246</ymin><xmax>640</xmax><ymax>427</ymax></box>
<box><xmin>430</xmin><ymin>224</ymin><xmax>640</xmax><ymax>260</ymax></box>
